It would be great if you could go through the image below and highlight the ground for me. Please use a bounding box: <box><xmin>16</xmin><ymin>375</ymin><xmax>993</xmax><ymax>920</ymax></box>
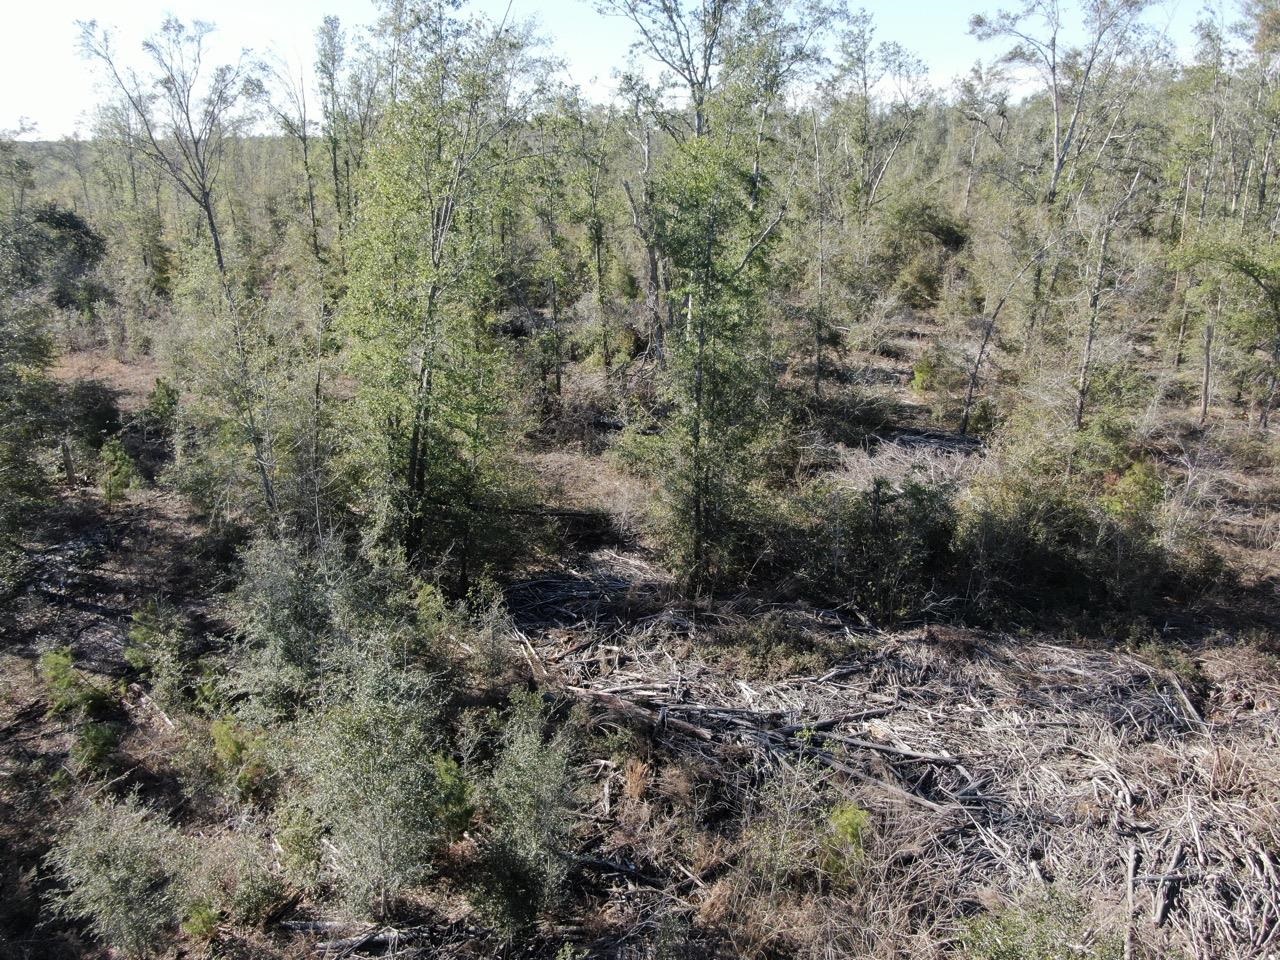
<box><xmin>2</xmin><ymin>347</ymin><xmax>1279</xmax><ymax>959</ymax></box>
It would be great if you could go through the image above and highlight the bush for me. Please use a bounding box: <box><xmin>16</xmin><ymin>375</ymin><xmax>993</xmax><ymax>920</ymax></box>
<box><xmin>209</xmin><ymin>718</ymin><xmax>273</xmax><ymax>802</ymax></box>
<box><xmin>46</xmin><ymin>794</ymin><xmax>189</xmax><ymax>958</ymax></box>
<box><xmin>274</xmin><ymin>798</ymin><xmax>323</xmax><ymax>891</ymax></box>
<box><xmin>71</xmin><ymin>720</ymin><xmax>123</xmax><ymax>777</ymax></box>
<box><xmin>747</xmin><ymin>434</ymin><xmax>1201</xmax><ymax>626</ymax></box>
<box><xmin>474</xmin><ymin>692</ymin><xmax>579</xmax><ymax>937</ymax></box>
<box><xmin>180</xmin><ymin>901</ymin><xmax>220</xmax><ymax>942</ymax></box>
<box><xmin>962</xmin><ymin>892</ymin><xmax>1122</xmax><ymax>960</ymax></box>
<box><xmin>59</xmin><ymin>380</ymin><xmax>121</xmax><ymax>453</ymax></box>
<box><xmin>303</xmin><ymin>670</ymin><xmax>463</xmax><ymax>917</ymax></box>
<box><xmin>1101</xmin><ymin>460</ymin><xmax>1163</xmax><ymax>521</ymax></box>
<box><xmin>39</xmin><ymin>647</ymin><xmax>114</xmax><ymax>719</ymax></box>
<box><xmin>697</xmin><ymin>612</ymin><xmax>830</xmax><ymax>680</ymax></box>
<box><xmin>100</xmin><ymin>436</ymin><xmax>139</xmax><ymax>506</ymax></box>
<box><xmin>957</xmin><ymin>469</ymin><xmax>1169</xmax><ymax>621</ymax></box>
<box><xmin>781</xmin><ymin>478</ymin><xmax>958</xmax><ymax>622</ymax></box>
<box><xmin>124</xmin><ymin>601</ymin><xmax>192</xmax><ymax>707</ymax></box>
<box><xmin>205</xmin><ymin>834</ymin><xmax>285</xmax><ymax>926</ymax></box>
<box><xmin>224</xmin><ymin>536</ymin><xmax>438</xmax><ymax>719</ymax></box>
<box><xmin>142</xmin><ymin>378</ymin><xmax>179</xmax><ymax>432</ymax></box>
<box><xmin>824</xmin><ymin>802</ymin><xmax>871</xmax><ymax>879</ymax></box>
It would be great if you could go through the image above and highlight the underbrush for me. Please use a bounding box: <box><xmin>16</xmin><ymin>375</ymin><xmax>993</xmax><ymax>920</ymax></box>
<box><xmin>620</xmin><ymin>416</ymin><xmax>1231</xmax><ymax>631</ymax></box>
<box><xmin>41</xmin><ymin>536</ymin><xmax>587</xmax><ymax>955</ymax></box>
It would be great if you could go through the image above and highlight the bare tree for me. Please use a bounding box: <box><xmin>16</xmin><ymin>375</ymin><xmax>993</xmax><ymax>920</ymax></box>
<box><xmin>79</xmin><ymin>17</ymin><xmax>255</xmax><ymax>275</ymax></box>
<box><xmin>971</xmin><ymin>0</ymin><xmax>1154</xmax><ymax>207</ymax></box>
<box><xmin>596</xmin><ymin>0</ymin><xmax>738</xmax><ymax>140</ymax></box>
<box><xmin>263</xmin><ymin>55</ymin><xmax>323</xmax><ymax>262</ymax></box>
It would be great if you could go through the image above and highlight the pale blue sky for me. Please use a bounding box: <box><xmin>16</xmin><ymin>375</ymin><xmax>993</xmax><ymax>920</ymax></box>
<box><xmin>2</xmin><ymin>0</ymin><xmax>1206</xmax><ymax>139</ymax></box>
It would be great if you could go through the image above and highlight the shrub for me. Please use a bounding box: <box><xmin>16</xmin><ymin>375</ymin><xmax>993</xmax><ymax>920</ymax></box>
<box><xmin>46</xmin><ymin>794</ymin><xmax>189</xmax><ymax>958</ymax></box>
<box><xmin>697</xmin><ymin>612</ymin><xmax>830</xmax><ymax>680</ymax></box>
<box><xmin>71</xmin><ymin>720</ymin><xmax>123</xmax><ymax>777</ymax></box>
<box><xmin>1101</xmin><ymin>460</ymin><xmax>1164</xmax><ymax>521</ymax></box>
<box><xmin>39</xmin><ymin>647</ymin><xmax>114</xmax><ymax>719</ymax></box>
<box><xmin>957</xmin><ymin>469</ymin><xmax>1169</xmax><ymax>621</ymax></box>
<box><xmin>218</xmin><ymin>839</ymin><xmax>286</xmax><ymax>926</ymax></box>
<box><xmin>274</xmin><ymin>798</ymin><xmax>323</xmax><ymax>891</ymax></box>
<box><xmin>824</xmin><ymin>802</ymin><xmax>871</xmax><ymax>878</ymax></box>
<box><xmin>912</xmin><ymin>351</ymin><xmax>941</xmax><ymax>393</ymax></box>
<box><xmin>180</xmin><ymin>901</ymin><xmax>220</xmax><ymax>942</ymax></box>
<box><xmin>782</xmin><ymin>478</ymin><xmax>958</xmax><ymax>622</ymax></box>
<box><xmin>209</xmin><ymin>718</ymin><xmax>273</xmax><ymax>802</ymax></box>
<box><xmin>60</xmin><ymin>380</ymin><xmax>121</xmax><ymax>453</ymax></box>
<box><xmin>303</xmin><ymin>670</ymin><xmax>462</xmax><ymax>917</ymax></box>
<box><xmin>474</xmin><ymin>692</ymin><xmax>579</xmax><ymax>937</ymax></box>
<box><xmin>100</xmin><ymin>436</ymin><xmax>139</xmax><ymax>506</ymax></box>
<box><xmin>182</xmin><ymin>831</ymin><xmax>286</xmax><ymax>934</ymax></box>
<box><xmin>962</xmin><ymin>892</ymin><xmax>1122</xmax><ymax>960</ymax></box>
<box><xmin>142</xmin><ymin>378</ymin><xmax>179</xmax><ymax>432</ymax></box>
<box><xmin>224</xmin><ymin>536</ymin><xmax>437</xmax><ymax>719</ymax></box>
<box><xmin>124</xmin><ymin>601</ymin><xmax>192</xmax><ymax>707</ymax></box>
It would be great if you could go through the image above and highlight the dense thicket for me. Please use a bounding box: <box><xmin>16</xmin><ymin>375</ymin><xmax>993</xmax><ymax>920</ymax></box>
<box><xmin>27</xmin><ymin>0</ymin><xmax>1276</xmax><ymax>615</ymax></box>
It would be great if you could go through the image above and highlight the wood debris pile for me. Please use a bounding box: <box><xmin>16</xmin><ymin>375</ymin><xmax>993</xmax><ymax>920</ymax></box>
<box><xmin>515</xmin><ymin>597</ymin><xmax>1280</xmax><ymax>959</ymax></box>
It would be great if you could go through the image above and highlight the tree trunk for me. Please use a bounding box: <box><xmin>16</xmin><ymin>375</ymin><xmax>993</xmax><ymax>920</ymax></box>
<box><xmin>1200</xmin><ymin>297</ymin><xmax>1217</xmax><ymax>426</ymax></box>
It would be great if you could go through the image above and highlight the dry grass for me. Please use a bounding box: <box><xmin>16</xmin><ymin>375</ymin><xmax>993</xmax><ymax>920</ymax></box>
<box><xmin>49</xmin><ymin>350</ymin><xmax>162</xmax><ymax>414</ymax></box>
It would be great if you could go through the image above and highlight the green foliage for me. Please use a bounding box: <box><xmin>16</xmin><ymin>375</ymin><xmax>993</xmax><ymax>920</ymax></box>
<box><xmin>274</xmin><ymin>798</ymin><xmax>324</xmax><ymax>891</ymax></box>
<box><xmin>142</xmin><ymin>378</ymin><xmax>179</xmax><ymax>432</ymax></box>
<box><xmin>958</xmin><ymin>467</ymin><xmax>1168</xmax><ymax>621</ymax></box>
<box><xmin>962</xmin><ymin>892</ymin><xmax>1123</xmax><ymax>960</ymax></box>
<box><xmin>180</xmin><ymin>901</ymin><xmax>220</xmax><ymax>942</ymax></box>
<box><xmin>474</xmin><ymin>693</ymin><xmax>579</xmax><ymax>937</ymax></box>
<box><xmin>955</xmin><ymin>418</ymin><xmax>1185</xmax><ymax>623</ymax></box>
<box><xmin>71</xmin><ymin>720</ymin><xmax>123</xmax><ymax>777</ymax></box>
<box><xmin>912</xmin><ymin>351</ymin><xmax>942</xmax><ymax>392</ymax></box>
<box><xmin>827</xmin><ymin>803</ymin><xmax>871</xmax><ymax>857</ymax></box>
<box><xmin>783</xmin><ymin>478</ymin><xmax>958</xmax><ymax>622</ymax></box>
<box><xmin>125</xmin><ymin>602</ymin><xmax>192</xmax><ymax>707</ymax></box>
<box><xmin>303</xmin><ymin>669</ymin><xmax>460</xmax><ymax>917</ymax></box>
<box><xmin>4</xmin><ymin>202</ymin><xmax>108</xmax><ymax>311</ymax></box>
<box><xmin>819</xmin><ymin>801</ymin><xmax>872</xmax><ymax>884</ymax></box>
<box><xmin>339</xmin><ymin>14</ymin><xmax>540</xmax><ymax>584</ymax></box>
<box><xmin>60</xmin><ymin>380</ymin><xmax>122</xmax><ymax>452</ymax></box>
<box><xmin>641</xmin><ymin>133</ymin><xmax>782</xmax><ymax>587</ymax></box>
<box><xmin>40</xmin><ymin>647</ymin><xmax>85</xmax><ymax>715</ymax></box>
<box><xmin>215</xmin><ymin>839</ymin><xmax>286</xmax><ymax>926</ymax></box>
<box><xmin>209</xmin><ymin>718</ymin><xmax>273</xmax><ymax>802</ymax></box>
<box><xmin>0</xmin><ymin>200</ymin><xmax>55</xmax><ymax>585</ymax></box>
<box><xmin>99</xmin><ymin>436</ymin><xmax>140</xmax><ymax>506</ymax></box>
<box><xmin>697</xmin><ymin>612</ymin><xmax>830</xmax><ymax>680</ymax></box>
<box><xmin>39</xmin><ymin>647</ymin><xmax>114</xmax><ymax>719</ymax></box>
<box><xmin>46</xmin><ymin>794</ymin><xmax>188</xmax><ymax>958</ymax></box>
<box><xmin>1101</xmin><ymin>460</ymin><xmax>1164</xmax><ymax>521</ymax></box>
<box><xmin>880</xmin><ymin>197</ymin><xmax>968</xmax><ymax>307</ymax></box>
<box><xmin>224</xmin><ymin>536</ymin><xmax>441</xmax><ymax>718</ymax></box>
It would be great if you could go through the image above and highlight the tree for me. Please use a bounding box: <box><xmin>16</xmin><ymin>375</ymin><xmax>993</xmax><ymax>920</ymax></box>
<box><xmin>341</xmin><ymin>2</ymin><xmax>544</xmax><ymax>584</ymax></box>
<box><xmin>970</xmin><ymin>0</ymin><xmax>1155</xmax><ymax>207</ymax></box>
<box><xmin>649</xmin><ymin>133</ymin><xmax>784</xmax><ymax>584</ymax></box>
<box><xmin>0</xmin><ymin>141</ymin><xmax>106</xmax><ymax>588</ymax></box>
<box><xmin>79</xmin><ymin>18</ymin><xmax>255</xmax><ymax>275</ymax></box>
<box><xmin>263</xmin><ymin>55</ymin><xmax>323</xmax><ymax>263</ymax></box>
<box><xmin>831</xmin><ymin>11</ymin><xmax>932</xmax><ymax>223</ymax></box>
<box><xmin>1180</xmin><ymin>234</ymin><xmax>1280</xmax><ymax>428</ymax></box>
<box><xmin>971</xmin><ymin>0</ymin><xmax>1158</xmax><ymax>354</ymax></box>
<box><xmin>596</xmin><ymin>0</ymin><xmax>739</xmax><ymax>140</ymax></box>
<box><xmin>316</xmin><ymin>16</ymin><xmax>382</xmax><ymax>263</ymax></box>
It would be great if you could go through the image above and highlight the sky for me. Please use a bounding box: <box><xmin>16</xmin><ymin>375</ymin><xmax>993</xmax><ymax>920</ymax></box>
<box><xmin>1</xmin><ymin>0</ymin><xmax>1206</xmax><ymax>140</ymax></box>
